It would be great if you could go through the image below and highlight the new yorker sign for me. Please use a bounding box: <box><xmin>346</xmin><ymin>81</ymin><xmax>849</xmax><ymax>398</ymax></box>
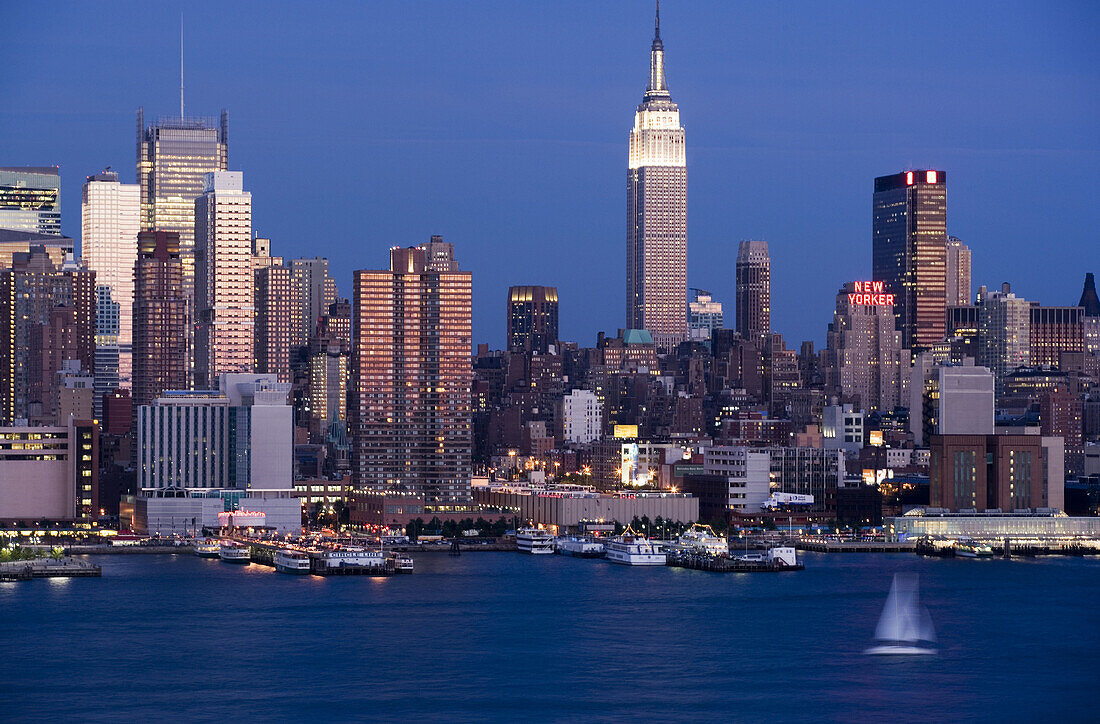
<box><xmin>848</xmin><ymin>281</ymin><xmax>895</xmax><ymax>307</ymax></box>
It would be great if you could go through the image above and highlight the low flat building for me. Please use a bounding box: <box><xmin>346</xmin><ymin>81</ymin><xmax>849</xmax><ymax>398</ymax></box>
<box><xmin>892</xmin><ymin>508</ymin><xmax>1100</xmax><ymax>541</ymax></box>
<box><xmin>0</xmin><ymin>419</ymin><xmax>98</xmax><ymax>524</ymax></box>
<box><xmin>472</xmin><ymin>483</ymin><xmax>698</xmax><ymax>528</ymax></box>
<box><xmin>131</xmin><ymin>488</ymin><xmax>301</xmax><ymax>536</ymax></box>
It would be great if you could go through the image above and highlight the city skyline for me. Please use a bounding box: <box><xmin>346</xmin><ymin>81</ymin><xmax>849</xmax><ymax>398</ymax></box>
<box><xmin>2</xmin><ymin>1</ymin><xmax>1097</xmax><ymax>349</ymax></box>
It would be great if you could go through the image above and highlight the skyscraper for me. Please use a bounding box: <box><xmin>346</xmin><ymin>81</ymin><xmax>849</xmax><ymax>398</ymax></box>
<box><xmin>132</xmin><ymin>231</ymin><xmax>187</xmax><ymax>407</ymax></box>
<box><xmin>254</xmin><ymin>248</ymin><xmax>294</xmax><ymax>383</ymax></box>
<box><xmin>81</xmin><ymin>170</ymin><xmax>139</xmax><ymax>395</ymax></box>
<box><xmin>195</xmin><ymin>172</ymin><xmax>253</xmax><ymax>389</ymax></box>
<box><xmin>976</xmin><ymin>283</ymin><xmax>1030</xmax><ymax>397</ymax></box>
<box><xmin>1078</xmin><ymin>273</ymin><xmax>1100</xmax><ymax>356</ymax></box>
<box><xmin>873</xmin><ymin>169</ymin><xmax>947</xmax><ymax>349</ymax></box>
<box><xmin>945</xmin><ymin>235</ymin><xmax>972</xmax><ymax>306</ymax></box>
<box><xmin>735</xmin><ymin>240</ymin><xmax>771</xmax><ymax>349</ymax></box>
<box><xmin>626</xmin><ymin>4</ymin><xmax>687</xmax><ymax>352</ymax></box>
<box><xmin>825</xmin><ymin>282</ymin><xmax>908</xmax><ymax>413</ymax></box>
<box><xmin>0</xmin><ymin>167</ymin><xmax>61</xmax><ymax>236</ymax></box>
<box><xmin>507</xmin><ymin>285</ymin><xmax>559</xmax><ymax>353</ymax></box>
<box><xmin>688</xmin><ymin>288</ymin><xmax>723</xmax><ymax>343</ymax></box>
<box><xmin>350</xmin><ymin>240</ymin><xmax>472</xmax><ymax>504</ymax></box>
<box><xmin>289</xmin><ymin>258</ymin><xmax>339</xmax><ymax>347</ymax></box>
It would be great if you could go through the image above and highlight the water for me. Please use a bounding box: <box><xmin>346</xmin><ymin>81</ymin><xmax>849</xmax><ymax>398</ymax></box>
<box><xmin>2</xmin><ymin>552</ymin><xmax>1097</xmax><ymax>722</ymax></box>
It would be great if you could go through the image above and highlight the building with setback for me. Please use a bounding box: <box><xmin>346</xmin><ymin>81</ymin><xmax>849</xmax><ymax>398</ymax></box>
<box><xmin>626</xmin><ymin>6</ymin><xmax>687</xmax><ymax>352</ymax></box>
<box><xmin>507</xmin><ymin>285</ymin><xmax>558</xmax><ymax>353</ymax></box>
<box><xmin>133</xmin><ymin>231</ymin><xmax>187</xmax><ymax>407</ymax></box>
<box><xmin>350</xmin><ymin>241</ymin><xmax>472</xmax><ymax>504</ymax></box>
<box><xmin>825</xmin><ymin>281</ymin><xmax>908</xmax><ymax>412</ymax></box>
<box><xmin>872</xmin><ymin>170</ymin><xmax>947</xmax><ymax>349</ymax></box>
<box><xmin>735</xmin><ymin>241</ymin><xmax>771</xmax><ymax>350</ymax></box>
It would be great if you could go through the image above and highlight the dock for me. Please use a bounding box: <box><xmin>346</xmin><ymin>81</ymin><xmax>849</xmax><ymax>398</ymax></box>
<box><xmin>666</xmin><ymin>550</ymin><xmax>803</xmax><ymax>573</ymax></box>
<box><xmin>796</xmin><ymin>540</ymin><xmax>916</xmax><ymax>553</ymax></box>
<box><xmin>0</xmin><ymin>558</ymin><xmax>102</xmax><ymax>581</ymax></box>
<box><xmin>234</xmin><ymin>538</ymin><xmax>403</xmax><ymax>576</ymax></box>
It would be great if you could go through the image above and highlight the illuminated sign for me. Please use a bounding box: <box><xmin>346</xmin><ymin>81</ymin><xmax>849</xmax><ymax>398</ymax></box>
<box><xmin>868</xmin><ymin>430</ymin><xmax>884</xmax><ymax>447</ymax></box>
<box><xmin>848</xmin><ymin>281</ymin><xmax>895</xmax><ymax>307</ymax></box>
<box><xmin>906</xmin><ymin>171</ymin><xmax>914</xmax><ymax>186</ymax></box>
<box><xmin>613</xmin><ymin>424</ymin><xmax>638</xmax><ymax>439</ymax></box>
<box><xmin>926</xmin><ymin>170</ymin><xmax>937</xmax><ymax>184</ymax></box>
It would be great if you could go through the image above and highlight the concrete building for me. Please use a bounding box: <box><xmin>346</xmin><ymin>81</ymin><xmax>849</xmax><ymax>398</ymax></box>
<box><xmin>195</xmin><ymin>171</ymin><xmax>253</xmax><ymax>389</ymax></box>
<box><xmin>825</xmin><ymin>281</ymin><xmax>908</xmax><ymax>412</ymax></box>
<box><xmin>1041</xmin><ymin>388</ymin><xmax>1083</xmax><ymax>476</ymax></box>
<box><xmin>507</xmin><ymin>285</ymin><xmax>559</xmax><ymax>354</ymax></box>
<box><xmin>254</xmin><ymin>255</ymin><xmax>294</xmax><ymax>383</ymax></box>
<box><xmin>945</xmin><ymin>236</ymin><xmax>972</xmax><ymax>307</ymax></box>
<box><xmin>692</xmin><ymin>444</ymin><xmax>771</xmax><ymax>515</ymax></box>
<box><xmin>1029</xmin><ymin>305</ymin><xmax>1084</xmax><ymax>369</ymax></box>
<box><xmin>936</xmin><ymin>365</ymin><xmax>995</xmax><ymax>436</ymax></box>
<box><xmin>688</xmin><ymin>288</ymin><xmax>724</xmax><ymax>343</ymax></box>
<box><xmin>289</xmin><ymin>258</ymin><xmax>338</xmax><ymax>347</ymax></box>
<box><xmin>977</xmin><ymin>284</ymin><xmax>1030</xmax><ymax>397</ymax></box>
<box><xmin>626</xmin><ymin>6</ymin><xmax>687</xmax><ymax>352</ymax></box>
<box><xmin>735</xmin><ymin>241</ymin><xmax>771</xmax><ymax>350</ymax></box>
<box><xmin>132</xmin><ymin>231</ymin><xmax>187</xmax><ymax>407</ymax></box>
<box><xmin>561</xmin><ymin>389</ymin><xmax>602</xmax><ymax>444</ymax></box>
<box><xmin>872</xmin><ymin>169</ymin><xmax>947</xmax><ymax>349</ymax></box>
<box><xmin>0</xmin><ymin>167</ymin><xmax>61</xmax><ymax>236</ymax></box>
<box><xmin>0</xmin><ymin>418</ymin><xmax>98</xmax><ymax>524</ymax></box>
<box><xmin>759</xmin><ymin>446</ymin><xmax>844</xmax><ymax>515</ymax></box>
<box><xmin>822</xmin><ymin>404</ymin><xmax>864</xmax><ymax>453</ymax></box>
<box><xmin>350</xmin><ymin>241</ymin><xmax>472</xmax><ymax>503</ymax></box>
<box><xmin>81</xmin><ymin>170</ymin><xmax>139</xmax><ymax>394</ymax></box>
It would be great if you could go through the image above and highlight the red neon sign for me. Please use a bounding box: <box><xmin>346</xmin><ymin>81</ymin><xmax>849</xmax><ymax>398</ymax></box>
<box><xmin>926</xmin><ymin>170</ymin><xmax>937</xmax><ymax>184</ymax></box>
<box><xmin>906</xmin><ymin>171</ymin><xmax>914</xmax><ymax>185</ymax></box>
<box><xmin>848</xmin><ymin>281</ymin><xmax>895</xmax><ymax>307</ymax></box>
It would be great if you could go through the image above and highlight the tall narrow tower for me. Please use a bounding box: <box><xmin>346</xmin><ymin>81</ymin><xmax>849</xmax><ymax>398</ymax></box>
<box><xmin>735</xmin><ymin>240</ymin><xmax>771</xmax><ymax>349</ymax></box>
<box><xmin>627</xmin><ymin>2</ymin><xmax>687</xmax><ymax>353</ymax></box>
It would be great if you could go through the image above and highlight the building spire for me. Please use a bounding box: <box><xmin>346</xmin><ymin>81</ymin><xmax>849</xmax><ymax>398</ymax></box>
<box><xmin>646</xmin><ymin>0</ymin><xmax>669</xmax><ymax>99</ymax></box>
<box><xmin>655</xmin><ymin>0</ymin><xmax>661</xmax><ymax>44</ymax></box>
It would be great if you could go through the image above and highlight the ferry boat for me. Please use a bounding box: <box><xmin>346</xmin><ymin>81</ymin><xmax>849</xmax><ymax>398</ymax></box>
<box><xmin>319</xmin><ymin>547</ymin><xmax>385</xmax><ymax>569</ymax></box>
<box><xmin>516</xmin><ymin>528</ymin><xmax>555</xmax><ymax>554</ymax></box>
<box><xmin>555</xmin><ymin>536</ymin><xmax>606</xmax><ymax>558</ymax></box>
<box><xmin>675</xmin><ymin>524</ymin><xmax>729</xmax><ymax>556</ymax></box>
<box><xmin>605</xmin><ymin>527</ymin><xmax>666</xmax><ymax>566</ymax></box>
<box><xmin>954</xmin><ymin>538</ymin><xmax>994</xmax><ymax>558</ymax></box>
<box><xmin>193</xmin><ymin>540</ymin><xmax>222</xmax><ymax>558</ymax></box>
<box><xmin>218</xmin><ymin>542</ymin><xmax>251</xmax><ymax>563</ymax></box>
<box><xmin>389</xmin><ymin>552</ymin><xmax>415</xmax><ymax>573</ymax></box>
<box><xmin>274</xmin><ymin>549</ymin><xmax>312</xmax><ymax>574</ymax></box>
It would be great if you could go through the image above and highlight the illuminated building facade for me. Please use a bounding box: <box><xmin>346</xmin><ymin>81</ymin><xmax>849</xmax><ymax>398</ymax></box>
<box><xmin>350</xmin><ymin>241</ymin><xmax>473</xmax><ymax>504</ymax></box>
<box><xmin>0</xmin><ymin>167</ymin><xmax>61</xmax><ymax>236</ymax></box>
<box><xmin>735</xmin><ymin>241</ymin><xmax>771</xmax><ymax>349</ymax></box>
<box><xmin>976</xmin><ymin>284</ymin><xmax>1030</xmax><ymax>397</ymax></box>
<box><xmin>873</xmin><ymin>169</ymin><xmax>947</xmax><ymax>349</ymax></box>
<box><xmin>562</xmin><ymin>389</ymin><xmax>602</xmax><ymax>444</ymax></box>
<box><xmin>825</xmin><ymin>281</ymin><xmax>907</xmax><ymax>412</ymax></box>
<box><xmin>1028</xmin><ymin>305</ymin><xmax>1083</xmax><ymax>369</ymax></box>
<box><xmin>627</xmin><ymin>6</ymin><xmax>687</xmax><ymax>352</ymax></box>
<box><xmin>195</xmin><ymin>172</ymin><xmax>253</xmax><ymax>389</ymax></box>
<box><xmin>290</xmin><ymin>258</ymin><xmax>339</xmax><ymax>347</ymax></box>
<box><xmin>507</xmin><ymin>285</ymin><xmax>559</xmax><ymax>353</ymax></box>
<box><xmin>0</xmin><ymin>248</ymin><xmax>95</xmax><ymax>425</ymax></box>
<box><xmin>253</xmin><ymin>241</ymin><xmax>294</xmax><ymax>383</ymax></box>
<box><xmin>133</xmin><ymin>231</ymin><xmax>187</xmax><ymax>407</ymax></box>
<box><xmin>0</xmin><ymin>419</ymin><xmax>98</xmax><ymax>524</ymax></box>
<box><xmin>81</xmin><ymin>171</ymin><xmax>140</xmax><ymax>395</ymax></box>
<box><xmin>688</xmin><ymin>288</ymin><xmax>723</xmax><ymax>343</ymax></box>
<box><xmin>945</xmin><ymin>236</ymin><xmax>972</xmax><ymax>306</ymax></box>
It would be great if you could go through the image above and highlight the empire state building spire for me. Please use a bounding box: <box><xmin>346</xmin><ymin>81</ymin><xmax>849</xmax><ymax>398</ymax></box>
<box><xmin>646</xmin><ymin>1</ymin><xmax>670</xmax><ymax>101</ymax></box>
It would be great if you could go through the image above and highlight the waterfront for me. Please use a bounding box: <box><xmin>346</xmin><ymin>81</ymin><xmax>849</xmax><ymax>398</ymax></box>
<box><xmin>2</xmin><ymin>553</ymin><xmax>1097</xmax><ymax>722</ymax></box>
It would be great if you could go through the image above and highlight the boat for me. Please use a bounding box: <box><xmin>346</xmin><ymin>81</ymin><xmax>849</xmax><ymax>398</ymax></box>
<box><xmin>954</xmin><ymin>538</ymin><xmax>994</xmax><ymax>558</ymax></box>
<box><xmin>864</xmin><ymin>573</ymin><xmax>937</xmax><ymax>655</ymax></box>
<box><xmin>193</xmin><ymin>539</ymin><xmax>221</xmax><ymax>558</ymax></box>
<box><xmin>218</xmin><ymin>542</ymin><xmax>251</xmax><ymax>563</ymax></box>
<box><xmin>274</xmin><ymin>549</ymin><xmax>312</xmax><ymax>574</ymax></box>
<box><xmin>605</xmin><ymin>527</ymin><xmax>666</xmax><ymax>566</ymax></box>
<box><xmin>674</xmin><ymin>524</ymin><xmax>729</xmax><ymax>556</ymax></box>
<box><xmin>555</xmin><ymin>535</ymin><xmax>606</xmax><ymax>558</ymax></box>
<box><xmin>319</xmin><ymin>547</ymin><xmax>385</xmax><ymax>569</ymax></box>
<box><xmin>388</xmin><ymin>552</ymin><xmax>414</xmax><ymax>573</ymax></box>
<box><xmin>516</xmin><ymin>527</ymin><xmax>555</xmax><ymax>554</ymax></box>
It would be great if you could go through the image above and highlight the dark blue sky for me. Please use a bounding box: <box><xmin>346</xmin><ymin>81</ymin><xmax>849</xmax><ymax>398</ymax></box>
<box><xmin>3</xmin><ymin>1</ymin><xmax>1097</xmax><ymax>348</ymax></box>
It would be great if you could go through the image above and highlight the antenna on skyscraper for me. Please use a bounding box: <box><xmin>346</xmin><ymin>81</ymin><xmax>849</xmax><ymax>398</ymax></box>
<box><xmin>179</xmin><ymin>13</ymin><xmax>185</xmax><ymax>120</ymax></box>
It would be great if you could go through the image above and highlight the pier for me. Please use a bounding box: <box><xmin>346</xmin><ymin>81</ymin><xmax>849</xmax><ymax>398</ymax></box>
<box><xmin>0</xmin><ymin>558</ymin><xmax>102</xmax><ymax>581</ymax></box>
<box><xmin>233</xmin><ymin>538</ymin><xmax>403</xmax><ymax>576</ymax></box>
<box><xmin>796</xmin><ymin>540</ymin><xmax>916</xmax><ymax>553</ymax></box>
<box><xmin>666</xmin><ymin>550</ymin><xmax>803</xmax><ymax>573</ymax></box>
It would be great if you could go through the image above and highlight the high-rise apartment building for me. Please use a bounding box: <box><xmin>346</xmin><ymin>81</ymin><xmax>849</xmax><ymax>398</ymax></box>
<box><xmin>0</xmin><ymin>248</ymin><xmax>95</xmax><ymax>424</ymax></box>
<box><xmin>132</xmin><ymin>231</ymin><xmax>187</xmax><ymax>407</ymax></box>
<box><xmin>561</xmin><ymin>389</ymin><xmax>602</xmax><ymax>444</ymax></box>
<box><xmin>1079</xmin><ymin>273</ymin><xmax>1100</xmax><ymax>355</ymax></box>
<box><xmin>350</xmin><ymin>241</ymin><xmax>472</xmax><ymax>503</ymax></box>
<box><xmin>81</xmin><ymin>170</ymin><xmax>140</xmax><ymax>397</ymax></box>
<box><xmin>735</xmin><ymin>240</ymin><xmax>771</xmax><ymax>349</ymax></box>
<box><xmin>0</xmin><ymin>167</ymin><xmax>61</xmax><ymax>235</ymax></box>
<box><xmin>1029</xmin><ymin>305</ymin><xmax>1084</xmax><ymax>369</ymax></box>
<box><xmin>194</xmin><ymin>171</ymin><xmax>253</xmax><ymax>389</ymax></box>
<box><xmin>253</xmin><ymin>240</ymin><xmax>294</xmax><ymax>383</ymax></box>
<box><xmin>976</xmin><ymin>283</ymin><xmax>1030</xmax><ymax>397</ymax></box>
<box><xmin>945</xmin><ymin>236</ymin><xmax>972</xmax><ymax>306</ymax></box>
<box><xmin>825</xmin><ymin>281</ymin><xmax>908</xmax><ymax>412</ymax></box>
<box><xmin>136</xmin><ymin>109</ymin><xmax>228</xmax><ymax>301</ymax></box>
<box><xmin>626</xmin><ymin>6</ymin><xmax>687</xmax><ymax>352</ymax></box>
<box><xmin>873</xmin><ymin>170</ymin><xmax>947</xmax><ymax>349</ymax></box>
<box><xmin>0</xmin><ymin>229</ymin><xmax>73</xmax><ymax>269</ymax></box>
<box><xmin>289</xmin><ymin>258</ymin><xmax>339</xmax><ymax>347</ymax></box>
<box><xmin>507</xmin><ymin>285</ymin><xmax>559</xmax><ymax>353</ymax></box>
<box><xmin>688</xmin><ymin>288</ymin><xmax>723</xmax><ymax>343</ymax></box>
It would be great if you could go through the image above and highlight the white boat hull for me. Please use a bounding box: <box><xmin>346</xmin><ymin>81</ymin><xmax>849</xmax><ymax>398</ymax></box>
<box><xmin>606</xmin><ymin>551</ymin><xmax>666</xmax><ymax>566</ymax></box>
<box><xmin>275</xmin><ymin>563</ymin><xmax>312</xmax><ymax>574</ymax></box>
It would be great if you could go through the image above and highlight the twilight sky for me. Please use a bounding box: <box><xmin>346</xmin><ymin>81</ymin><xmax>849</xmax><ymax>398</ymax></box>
<box><xmin>3</xmin><ymin>1</ymin><xmax>1098</xmax><ymax>349</ymax></box>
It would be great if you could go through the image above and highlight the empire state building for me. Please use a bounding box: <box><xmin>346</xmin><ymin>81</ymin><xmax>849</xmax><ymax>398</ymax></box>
<box><xmin>627</xmin><ymin>3</ymin><xmax>687</xmax><ymax>352</ymax></box>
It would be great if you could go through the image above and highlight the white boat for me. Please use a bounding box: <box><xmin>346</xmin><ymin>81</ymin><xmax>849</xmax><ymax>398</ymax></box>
<box><xmin>319</xmin><ymin>547</ymin><xmax>385</xmax><ymax>569</ymax></box>
<box><xmin>388</xmin><ymin>552</ymin><xmax>414</xmax><ymax>573</ymax></box>
<box><xmin>675</xmin><ymin>524</ymin><xmax>729</xmax><ymax>556</ymax></box>
<box><xmin>555</xmin><ymin>536</ymin><xmax>606</xmax><ymax>558</ymax></box>
<box><xmin>954</xmin><ymin>538</ymin><xmax>994</xmax><ymax>558</ymax></box>
<box><xmin>274</xmin><ymin>549</ymin><xmax>312</xmax><ymax>574</ymax></box>
<box><xmin>516</xmin><ymin>528</ymin><xmax>555</xmax><ymax>554</ymax></box>
<box><xmin>865</xmin><ymin>573</ymin><xmax>937</xmax><ymax>655</ymax></box>
<box><xmin>218</xmin><ymin>542</ymin><xmax>250</xmax><ymax>563</ymax></box>
<box><xmin>605</xmin><ymin>527</ymin><xmax>666</xmax><ymax>566</ymax></box>
<box><xmin>194</xmin><ymin>540</ymin><xmax>221</xmax><ymax>558</ymax></box>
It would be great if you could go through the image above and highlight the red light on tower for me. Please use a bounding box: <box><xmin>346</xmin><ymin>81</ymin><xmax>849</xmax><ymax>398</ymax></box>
<box><xmin>926</xmin><ymin>170</ymin><xmax>937</xmax><ymax>184</ymax></box>
<box><xmin>906</xmin><ymin>171</ymin><xmax>914</xmax><ymax>185</ymax></box>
